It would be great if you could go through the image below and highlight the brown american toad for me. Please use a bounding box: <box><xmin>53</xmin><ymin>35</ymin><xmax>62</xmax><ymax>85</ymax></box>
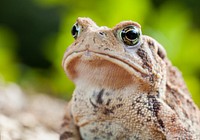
<box><xmin>61</xmin><ymin>17</ymin><xmax>200</xmax><ymax>140</ymax></box>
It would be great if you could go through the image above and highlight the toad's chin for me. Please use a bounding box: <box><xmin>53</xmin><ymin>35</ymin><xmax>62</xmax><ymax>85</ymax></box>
<box><xmin>63</xmin><ymin>51</ymin><xmax>151</xmax><ymax>90</ymax></box>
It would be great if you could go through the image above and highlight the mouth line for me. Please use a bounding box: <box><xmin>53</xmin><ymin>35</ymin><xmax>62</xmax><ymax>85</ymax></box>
<box><xmin>63</xmin><ymin>49</ymin><xmax>149</xmax><ymax>77</ymax></box>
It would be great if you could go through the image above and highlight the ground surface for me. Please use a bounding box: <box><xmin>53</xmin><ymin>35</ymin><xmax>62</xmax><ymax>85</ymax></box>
<box><xmin>0</xmin><ymin>80</ymin><xmax>66</xmax><ymax>140</ymax></box>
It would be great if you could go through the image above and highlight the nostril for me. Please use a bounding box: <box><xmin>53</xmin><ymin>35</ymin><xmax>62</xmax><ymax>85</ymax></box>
<box><xmin>99</xmin><ymin>32</ymin><xmax>105</xmax><ymax>36</ymax></box>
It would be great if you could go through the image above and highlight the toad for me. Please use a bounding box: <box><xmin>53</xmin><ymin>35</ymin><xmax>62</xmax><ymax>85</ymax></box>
<box><xmin>61</xmin><ymin>17</ymin><xmax>200</xmax><ymax>140</ymax></box>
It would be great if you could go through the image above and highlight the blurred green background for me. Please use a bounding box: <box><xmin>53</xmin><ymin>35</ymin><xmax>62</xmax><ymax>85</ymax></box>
<box><xmin>0</xmin><ymin>0</ymin><xmax>199</xmax><ymax>106</ymax></box>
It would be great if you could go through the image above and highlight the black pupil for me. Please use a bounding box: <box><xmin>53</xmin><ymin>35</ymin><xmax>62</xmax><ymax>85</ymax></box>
<box><xmin>126</xmin><ymin>29</ymin><xmax>139</xmax><ymax>40</ymax></box>
<box><xmin>71</xmin><ymin>25</ymin><xmax>78</xmax><ymax>37</ymax></box>
<box><xmin>121</xmin><ymin>26</ymin><xmax>140</xmax><ymax>46</ymax></box>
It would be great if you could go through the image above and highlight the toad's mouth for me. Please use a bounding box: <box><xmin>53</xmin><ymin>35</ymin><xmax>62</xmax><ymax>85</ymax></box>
<box><xmin>63</xmin><ymin>50</ymin><xmax>150</xmax><ymax>89</ymax></box>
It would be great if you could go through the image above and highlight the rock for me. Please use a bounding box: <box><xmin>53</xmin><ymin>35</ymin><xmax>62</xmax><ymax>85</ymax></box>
<box><xmin>0</xmin><ymin>81</ymin><xmax>66</xmax><ymax>140</ymax></box>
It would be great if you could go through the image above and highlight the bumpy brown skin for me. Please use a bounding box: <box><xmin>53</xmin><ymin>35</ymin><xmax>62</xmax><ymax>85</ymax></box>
<box><xmin>61</xmin><ymin>17</ymin><xmax>200</xmax><ymax>140</ymax></box>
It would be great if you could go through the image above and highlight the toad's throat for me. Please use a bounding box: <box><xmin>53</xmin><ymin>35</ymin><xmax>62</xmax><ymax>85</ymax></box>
<box><xmin>64</xmin><ymin>50</ymin><xmax>149</xmax><ymax>88</ymax></box>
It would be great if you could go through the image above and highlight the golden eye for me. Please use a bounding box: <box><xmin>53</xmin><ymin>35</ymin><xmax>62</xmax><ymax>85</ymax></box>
<box><xmin>120</xmin><ymin>26</ymin><xmax>141</xmax><ymax>46</ymax></box>
<box><xmin>71</xmin><ymin>23</ymin><xmax>81</xmax><ymax>39</ymax></box>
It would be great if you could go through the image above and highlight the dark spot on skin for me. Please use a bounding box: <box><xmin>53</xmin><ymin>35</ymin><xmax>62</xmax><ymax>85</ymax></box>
<box><xmin>135</xmin><ymin>95</ymin><xmax>142</xmax><ymax>103</ymax></box>
<box><xmin>152</xmin><ymin>101</ymin><xmax>160</xmax><ymax>117</ymax></box>
<box><xmin>116</xmin><ymin>103</ymin><xmax>123</xmax><ymax>108</ymax></box>
<box><xmin>93</xmin><ymin>137</ymin><xmax>100</xmax><ymax>140</ymax></box>
<box><xmin>158</xmin><ymin>119</ymin><xmax>165</xmax><ymax>130</ymax></box>
<box><xmin>107</xmin><ymin>132</ymin><xmax>113</xmax><ymax>136</ymax></box>
<box><xmin>149</xmin><ymin>74</ymin><xmax>155</xmax><ymax>83</ymax></box>
<box><xmin>93</xmin><ymin>37</ymin><xmax>96</xmax><ymax>43</ymax></box>
<box><xmin>81</xmin><ymin>39</ymin><xmax>85</xmax><ymax>43</ymax></box>
<box><xmin>96</xmin><ymin>89</ymin><xmax>104</xmax><ymax>104</ymax></box>
<box><xmin>105</xmin><ymin>125</ymin><xmax>109</xmax><ymax>129</ymax></box>
<box><xmin>90</xmin><ymin>127</ymin><xmax>99</xmax><ymax>133</ymax></box>
<box><xmin>141</xmin><ymin>73</ymin><xmax>149</xmax><ymax>78</ymax></box>
<box><xmin>137</xmin><ymin>48</ymin><xmax>152</xmax><ymax>71</ymax></box>
<box><xmin>70</xmin><ymin>112</ymin><xmax>73</xmax><ymax>118</ymax></box>
<box><xmin>98</xmin><ymin>44</ymin><xmax>105</xmax><ymax>49</ymax></box>
<box><xmin>133</xmin><ymin>135</ymin><xmax>141</xmax><ymax>140</ymax></box>
<box><xmin>156</xmin><ymin>91</ymin><xmax>160</xmax><ymax>98</ymax></box>
<box><xmin>60</xmin><ymin>132</ymin><xmax>73</xmax><ymax>140</ymax></box>
<box><xmin>132</xmin><ymin>101</ymin><xmax>135</xmax><ymax>107</ymax></box>
<box><xmin>186</xmin><ymin>99</ymin><xmax>193</xmax><ymax>106</ymax></box>
<box><xmin>106</xmin><ymin>99</ymin><xmax>111</xmax><ymax>106</ymax></box>
<box><xmin>104</xmin><ymin>48</ymin><xmax>111</xmax><ymax>51</ymax></box>
<box><xmin>74</xmin><ymin>42</ymin><xmax>78</xmax><ymax>46</ymax></box>
<box><xmin>105</xmin><ymin>92</ymin><xmax>110</xmax><ymax>96</ymax></box>
<box><xmin>148</xmin><ymin>40</ymin><xmax>154</xmax><ymax>46</ymax></box>
<box><xmin>147</xmin><ymin>95</ymin><xmax>161</xmax><ymax>118</ymax></box>
<box><xmin>168</xmin><ymin>104</ymin><xmax>175</xmax><ymax>110</ymax></box>
<box><xmin>85</xmin><ymin>44</ymin><xmax>90</xmax><ymax>49</ymax></box>
<box><xmin>117</xmin><ymin>97</ymin><xmax>122</xmax><ymax>101</ymax></box>
<box><xmin>103</xmin><ymin>107</ymin><xmax>114</xmax><ymax>115</ymax></box>
<box><xmin>61</xmin><ymin>120</ymin><xmax>69</xmax><ymax>127</ymax></box>
<box><xmin>89</xmin><ymin>98</ymin><xmax>98</xmax><ymax>108</ymax></box>
<box><xmin>90</xmin><ymin>129</ymin><xmax>95</xmax><ymax>133</ymax></box>
<box><xmin>63</xmin><ymin>115</ymin><xmax>69</xmax><ymax>121</ymax></box>
<box><xmin>146</xmin><ymin>116</ymin><xmax>152</xmax><ymax>122</ymax></box>
<box><xmin>83</xmin><ymin>133</ymin><xmax>87</xmax><ymax>137</ymax></box>
<box><xmin>182</xmin><ymin>109</ymin><xmax>189</xmax><ymax>118</ymax></box>
<box><xmin>171</xmin><ymin>116</ymin><xmax>176</xmax><ymax>123</ymax></box>
<box><xmin>147</xmin><ymin>95</ymin><xmax>167</xmax><ymax>133</ymax></box>
<box><xmin>137</xmin><ymin>107</ymin><xmax>145</xmax><ymax>117</ymax></box>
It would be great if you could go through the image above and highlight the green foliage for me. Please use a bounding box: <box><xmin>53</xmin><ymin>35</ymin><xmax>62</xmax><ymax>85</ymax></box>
<box><xmin>0</xmin><ymin>0</ymin><xmax>199</xmax><ymax>106</ymax></box>
<box><xmin>0</xmin><ymin>26</ymin><xmax>19</xmax><ymax>81</ymax></box>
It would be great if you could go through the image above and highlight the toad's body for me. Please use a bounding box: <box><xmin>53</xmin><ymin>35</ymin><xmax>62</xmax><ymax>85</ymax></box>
<box><xmin>61</xmin><ymin>18</ymin><xmax>200</xmax><ymax>140</ymax></box>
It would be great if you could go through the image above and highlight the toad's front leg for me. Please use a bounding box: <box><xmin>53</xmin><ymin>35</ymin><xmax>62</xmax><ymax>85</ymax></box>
<box><xmin>156</xmin><ymin>99</ymin><xmax>195</xmax><ymax>140</ymax></box>
<box><xmin>60</xmin><ymin>101</ymin><xmax>81</xmax><ymax>140</ymax></box>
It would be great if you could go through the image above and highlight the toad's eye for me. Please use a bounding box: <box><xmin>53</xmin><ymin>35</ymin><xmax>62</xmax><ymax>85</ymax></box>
<box><xmin>71</xmin><ymin>23</ymin><xmax>81</xmax><ymax>39</ymax></box>
<box><xmin>120</xmin><ymin>26</ymin><xmax>141</xmax><ymax>47</ymax></box>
